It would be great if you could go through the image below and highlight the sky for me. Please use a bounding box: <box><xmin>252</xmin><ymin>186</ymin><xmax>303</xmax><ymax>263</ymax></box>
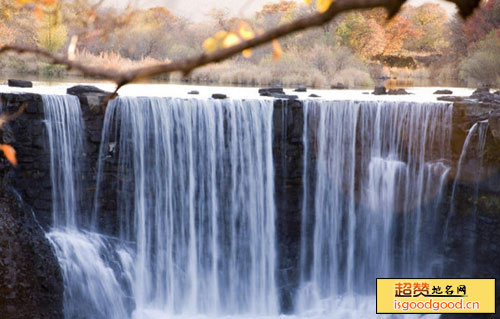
<box><xmin>117</xmin><ymin>0</ymin><xmax>457</xmax><ymax>21</ymax></box>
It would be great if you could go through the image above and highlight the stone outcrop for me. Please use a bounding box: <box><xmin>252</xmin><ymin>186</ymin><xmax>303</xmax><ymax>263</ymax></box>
<box><xmin>0</xmin><ymin>188</ymin><xmax>64</xmax><ymax>319</ymax></box>
<box><xmin>7</xmin><ymin>79</ymin><xmax>33</xmax><ymax>88</ymax></box>
<box><xmin>373</xmin><ymin>85</ymin><xmax>387</xmax><ymax>95</ymax></box>
<box><xmin>387</xmin><ymin>88</ymin><xmax>410</xmax><ymax>95</ymax></box>
<box><xmin>434</xmin><ymin>89</ymin><xmax>453</xmax><ymax>95</ymax></box>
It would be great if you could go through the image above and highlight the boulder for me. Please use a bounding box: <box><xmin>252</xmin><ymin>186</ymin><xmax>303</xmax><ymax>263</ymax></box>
<box><xmin>331</xmin><ymin>82</ymin><xmax>347</xmax><ymax>90</ymax></box>
<box><xmin>372</xmin><ymin>86</ymin><xmax>387</xmax><ymax>95</ymax></box>
<box><xmin>188</xmin><ymin>90</ymin><xmax>199</xmax><ymax>95</ymax></box>
<box><xmin>387</xmin><ymin>88</ymin><xmax>410</xmax><ymax>95</ymax></box>
<box><xmin>434</xmin><ymin>89</ymin><xmax>453</xmax><ymax>95</ymax></box>
<box><xmin>437</xmin><ymin>96</ymin><xmax>465</xmax><ymax>102</ymax></box>
<box><xmin>67</xmin><ymin>85</ymin><xmax>111</xmax><ymax>96</ymax></box>
<box><xmin>473</xmin><ymin>87</ymin><xmax>490</xmax><ymax>95</ymax></box>
<box><xmin>309</xmin><ymin>94</ymin><xmax>321</xmax><ymax>98</ymax></box>
<box><xmin>259</xmin><ymin>87</ymin><xmax>285</xmax><ymax>96</ymax></box>
<box><xmin>212</xmin><ymin>93</ymin><xmax>227</xmax><ymax>99</ymax></box>
<box><xmin>294</xmin><ymin>85</ymin><xmax>307</xmax><ymax>92</ymax></box>
<box><xmin>7</xmin><ymin>79</ymin><xmax>33</xmax><ymax>88</ymax></box>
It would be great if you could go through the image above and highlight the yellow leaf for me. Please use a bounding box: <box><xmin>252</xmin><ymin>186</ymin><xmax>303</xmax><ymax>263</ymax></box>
<box><xmin>1</xmin><ymin>144</ymin><xmax>17</xmax><ymax>167</ymax></box>
<box><xmin>272</xmin><ymin>40</ymin><xmax>283</xmax><ymax>61</ymax></box>
<box><xmin>202</xmin><ymin>37</ymin><xmax>217</xmax><ymax>53</ymax></box>
<box><xmin>303</xmin><ymin>0</ymin><xmax>312</xmax><ymax>4</ymax></box>
<box><xmin>222</xmin><ymin>32</ymin><xmax>241</xmax><ymax>48</ymax></box>
<box><xmin>317</xmin><ymin>0</ymin><xmax>333</xmax><ymax>13</ymax></box>
<box><xmin>214</xmin><ymin>30</ymin><xmax>228</xmax><ymax>42</ymax></box>
<box><xmin>238</xmin><ymin>22</ymin><xmax>255</xmax><ymax>41</ymax></box>
<box><xmin>242</xmin><ymin>49</ymin><xmax>252</xmax><ymax>58</ymax></box>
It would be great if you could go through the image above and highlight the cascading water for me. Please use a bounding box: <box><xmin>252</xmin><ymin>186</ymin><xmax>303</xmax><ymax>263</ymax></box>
<box><xmin>298</xmin><ymin>100</ymin><xmax>453</xmax><ymax>317</ymax></box>
<box><xmin>443</xmin><ymin>120</ymin><xmax>489</xmax><ymax>276</ymax></box>
<box><xmin>91</xmin><ymin>96</ymin><xmax>278</xmax><ymax>318</ymax></box>
<box><xmin>39</xmin><ymin>93</ymin><xmax>469</xmax><ymax>319</ymax></box>
<box><xmin>42</xmin><ymin>95</ymin><xmax>84</xmax><ymax>229</ymax></box>
<box><xmin>43</xmin><ymin>95</ymin><xmax>133</xmax><ymax>319</ymax></box>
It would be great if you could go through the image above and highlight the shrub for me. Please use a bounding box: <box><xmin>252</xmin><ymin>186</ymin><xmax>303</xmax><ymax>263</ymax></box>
<box><xmin>459</xmin><ymin>31</ymin><xmax>500</xmax><ymax>86</ymax></box>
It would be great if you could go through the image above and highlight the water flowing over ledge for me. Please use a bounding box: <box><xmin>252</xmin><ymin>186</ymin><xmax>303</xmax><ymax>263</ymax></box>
<box><xmin>47</xmin><ymin>96</ymin><xmax>279</xmax><ymax>318</ymax></box>
<box><xmin>1</xmin><ymin>89</ymin><xmax>498</xmax><ymax>319</ymax></box>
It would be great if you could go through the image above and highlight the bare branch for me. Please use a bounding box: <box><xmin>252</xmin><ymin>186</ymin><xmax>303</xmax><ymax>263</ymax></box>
<box><xmin>0</xmin><ymin>0</ymin><xmax>481</xmax><ymax>91</ymax></box>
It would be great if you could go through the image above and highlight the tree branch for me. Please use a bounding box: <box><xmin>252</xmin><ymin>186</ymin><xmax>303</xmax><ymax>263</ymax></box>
<box><xmin>0</xmin><ymin>0</ymin><xmax>481</xmax><ymax>91</ymax></box>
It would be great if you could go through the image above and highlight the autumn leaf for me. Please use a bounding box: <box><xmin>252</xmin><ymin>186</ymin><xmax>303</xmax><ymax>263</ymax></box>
<box><xmin>238</xmin><ymin>22</ymin><xmax>255</xmax><ymax>40</ymax></box>
<box><xmin>303</xmin><ymin>0</ymin><xmax>312</xmax><ymax>4</ymax></box>
<box><xmin>1</xmin><ymin>144</ymin><xmax>18</xmax><ymax>167</ymax></box>
<box><xmin>214</xmin><ymin>30</ymin><xmax>228</xmax><ymax>42</ymax></box>
<box><xmin>33</xmin><ymin>6</ymin><xmax>44</xmax><ymax>20</ymax></box>
<box><xmin>202</xmin><ymin>37</ymin><xmax>217</xmax><ymax>53</ymax></box>
<box><xmin>222</xmin><ymin>32</ymin><xmax>241</xmax><ymax>48</ymax></box>
<box><xmin>242</xmin><ymin>49</ymin><xmax>252</xmax><ymax>58</ymax></box>
<box><xmin>317</xmin><ymin>0</ymin><xmax>333</xmax><ymax>13</ymax></box>
<box><xmin>272</xmin><ymin>39</ymin><xmax>283</xmax><ymax>60</ymax></box>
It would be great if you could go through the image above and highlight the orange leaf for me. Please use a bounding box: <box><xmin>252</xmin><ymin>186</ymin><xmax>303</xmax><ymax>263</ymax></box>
<box><xmin>41</xmin><ymin>0</ymin><xmax>57</xmax><ymax>5</ymax></box>
<box><xmin>272</xmin><ymin>40</ymin><xmax>283</xmax><ymax>60</ymax></box>
<box><xmin>1</xmin><ymin>144</ymin><xmax>17</xmax><ymax>167</ymax></box>
<box><xmin>33</xmin><ymin>6</ymin><xmax>44</xmax><ymax>20</ymax></box>
<box><xmin>242</xmin><ymin>49</ymin><xmax>252</xmax><ymax>58</ymax></box>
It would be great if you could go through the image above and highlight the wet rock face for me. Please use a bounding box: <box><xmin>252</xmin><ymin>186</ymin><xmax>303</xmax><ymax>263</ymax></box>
<box><xmin>0</xmin><ymin>189</ymin><xmax>64</xmax><ymax>319</ymax></box>
<box><xmin>0</xmin><ymin>115</ymin><xmax>63</xmax><ymax>319</ymax></box>
<box><xmin>272</xmin><ymin>99</ymin><xmax>304</xmax><ymax>313</ymax></box>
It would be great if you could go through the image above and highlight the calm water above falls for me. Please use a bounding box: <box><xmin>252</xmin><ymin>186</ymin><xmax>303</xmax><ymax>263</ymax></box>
<box><xmin>36</xmin><ymin>90</ymin><xmax>483</xmax><ymax>319</ymax></box>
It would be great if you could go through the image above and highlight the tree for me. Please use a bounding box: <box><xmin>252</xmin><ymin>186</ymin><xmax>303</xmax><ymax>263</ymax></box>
<box><xmin>36</xmin><ymin>6</ymin><xmax>67</xmax><ymax>52</ymax></box>
<box><xmin>459</xmin><ymin>30</ymin><xmax>500</xmax><ymax>85</ymax></box>
<box><xmin>0</xmin><ymin>0</ymin><xmax>483</xmax><ymax>92</ymax></box>
<box><xmin>336</xmin><ymin>12</ymin><xmax>387</xmax><ymax>57</ymax></box>
<box><xmin>406</xmin><ymin>3</ymin><xmax>449</xmax><ymax>53</ymax></box>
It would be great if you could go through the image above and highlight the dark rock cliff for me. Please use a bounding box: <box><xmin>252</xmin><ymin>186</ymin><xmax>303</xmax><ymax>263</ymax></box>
<box><xmin>0</xmin><ymin>96</ymin><xmax>63</xmax><ymax>319</ymax></box>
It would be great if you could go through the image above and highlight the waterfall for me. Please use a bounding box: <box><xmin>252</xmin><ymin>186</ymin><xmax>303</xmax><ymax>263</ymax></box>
<box><xmin>298</xmin><ymin>100</ymin><xmax>453</xmax><ymax>316</ymax></box>
<box><xmin>43</xmin><ymin>95</ymin><xmax>133</xmax><ymax>319</ymax></box>
<box><xmin>443</xmin><ymin>120</ymin><xmax>489</xmax><ymax>275</ymax></box>
<box><xmin>42</xmin><ymin>95</ymin><xmax>84</xmax><ymax>229</ymax></box>
<box><xmin>92</xmin><ymin>97</ymin><xmax>278</xmax><ymax>318</ymax></box>
<box><xmin>40</xmin><ymin>93</ymin><xmax>464</xmax><ymax>318</ymax></box>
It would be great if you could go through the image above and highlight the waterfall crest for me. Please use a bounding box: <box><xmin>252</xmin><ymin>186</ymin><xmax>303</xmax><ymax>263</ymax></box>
<box><xmin>299</xmin><ymin>100</ymin><xmax>453</xmax><ymax>316</ymax></box>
